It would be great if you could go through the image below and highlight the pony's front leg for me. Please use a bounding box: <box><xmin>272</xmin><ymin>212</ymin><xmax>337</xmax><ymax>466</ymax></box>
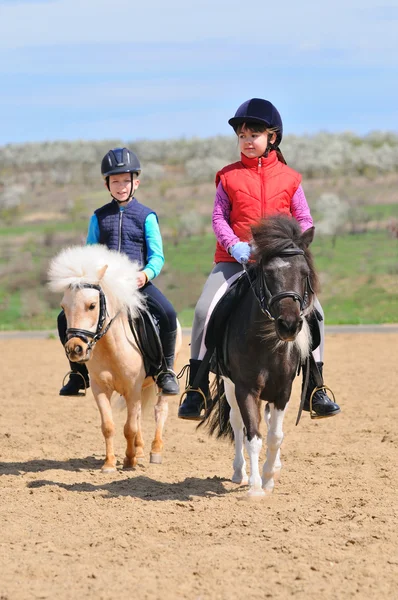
<box><xmin>262</xmin><ymin>403</ymin><xmax>286</xmax><ymax>494</ymax></box>
<box><xmin>134</xmin><ymin>405</ymin><xmax>145</xmax><ymax>461</ymax></box>
<box><xmin>123</xmin><ymin>397</ymin><xmax>141</xmax><ymax>469</ymax></box>
<box><xmin>264</xmin><ymin>403</ymin><xmax>282</xmax><ymax>474</ymax></box>
<box><xmin>94</xmin><ymin>390</ymin><xmax>117</xmax><ymax>472</ymax></box>
<box><xmin>150</xmin><ymin>392</ymin><xmax>169</xmax><ymax>464</ymax></box>
<box><xmin>224</xmin><ymin>379</ymin><xmax>248</xmax><ymax>485</ymax></box>
<box><xmin>235</xmin><ymin>384</ymin><xmax>264</xmax><ymax>497</ymax></box>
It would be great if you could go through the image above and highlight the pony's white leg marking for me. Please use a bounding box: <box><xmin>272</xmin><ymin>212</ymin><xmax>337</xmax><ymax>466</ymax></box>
<box><xmin>264</xmin><ymin>403</ymin><xmax>282</xmax><ymax>472</ymax></box>
<box><xmin>198</xmin><ymin>272</ymin><xmax>242</xmax><ymax>359</ymax></box>
<box><xmin>151</xmin><ymin>393</ymin><xmax>169</xmax><ymax>464</ymax></box>
<box><xmin>262</xmin><ymin>404</ymin><xmax>286</xmax><ymax>493</ymax></box>
<box><xmin>245</xmin><ymin>435</ymin><xmax>264</xmax><ymax>497</ymax></box>
<box><xmin>224</xmin><ymin>379</ymin><xmax>248</xmax><ymax>485</ymax></box>
<box><xmin>95</xmin><ymin>391</ymin><xmax>117</xmax><ymax>472</ymax></box>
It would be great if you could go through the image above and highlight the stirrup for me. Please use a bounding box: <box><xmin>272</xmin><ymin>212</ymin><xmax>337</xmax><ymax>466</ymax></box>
<box><xmin>155</xmin><ymin>368</ymin><xmax>178</xmax><ymax>396</ymax></box>
<box><xmin>61</xmin><ymin>370</ymin><xmax>88</xmax><ymax>396</ymax></box>
<box><xmin>309</xmin><ymin>385</ymin><xmax>337</xmax><ymax>420</ymax></box>
<box><xmin>179</xmin><ymin>386</ymin><xmax>209</xmax><ymax>417</ymax></box>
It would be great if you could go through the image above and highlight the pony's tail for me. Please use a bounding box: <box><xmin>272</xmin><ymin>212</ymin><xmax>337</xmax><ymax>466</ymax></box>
<box><xmin>197</xmin><ymin>379</ymin><xmax>234</xmax><ymax>442</ymax></box>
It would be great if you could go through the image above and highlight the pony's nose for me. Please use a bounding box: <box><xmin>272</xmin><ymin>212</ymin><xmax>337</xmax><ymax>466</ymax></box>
<box><xmin>65</xmin><ymin>339</ymin><xmax>86</xmax><ymax>360</ymax></box>
<box><xmin>276</xmin><ymin>316</ymin><xmax>303</xmax><ymax>340</ymax></box>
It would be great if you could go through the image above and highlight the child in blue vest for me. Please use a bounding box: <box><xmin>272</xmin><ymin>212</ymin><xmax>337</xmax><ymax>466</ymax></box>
<box><xmin>58</xmin><ymin>147</ymin><xmax>179</xmax><ymax>396</ymax></box>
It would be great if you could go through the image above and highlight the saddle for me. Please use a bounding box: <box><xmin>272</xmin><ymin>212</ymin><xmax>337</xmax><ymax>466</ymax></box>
<box><xmin>128</xmin><ymin>305</ymin><xmax>164</xmax><ymax>378</ymax></box>
<box><xmin>204</xmin><ymin>268</ymin><xmax>253</xmax><ymax>353</ymax></box>
<box><xmin>190</xmin><ymin>270</ymin><xmax>253</xmax><ymax>389</ymax></box>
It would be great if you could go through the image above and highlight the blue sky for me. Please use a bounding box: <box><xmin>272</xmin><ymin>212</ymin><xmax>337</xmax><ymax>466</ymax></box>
<box><xmin>0</xmin><ymin>0</ymin><xmax>397</xmax><ymax>144</ymax></box>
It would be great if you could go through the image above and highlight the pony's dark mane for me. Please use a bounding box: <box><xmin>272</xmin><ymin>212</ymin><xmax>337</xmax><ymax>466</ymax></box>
<box><xmin>251</xmin><ymin>215</ymin><xmax>319</xmax><ymax>294</ymax></box>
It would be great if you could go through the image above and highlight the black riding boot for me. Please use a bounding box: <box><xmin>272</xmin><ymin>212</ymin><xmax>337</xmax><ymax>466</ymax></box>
<box><xmin>303</xmin><ymin>361</ymin><xmax>340</xmax><ymax>417</ymax></box>
<box><xmin>178</xmin><ymin>358</ymin><xmax>210</xmax><ymax>420</ymax></box>
<box><xmin>156</xmin><ymin>329</ymin><xmax>179</xmax><ymax>395</ymax></box>
<box><xmin>59</xmin><ymin>361</ymin><xmax>90</xmax><ymax>396</ymax></box>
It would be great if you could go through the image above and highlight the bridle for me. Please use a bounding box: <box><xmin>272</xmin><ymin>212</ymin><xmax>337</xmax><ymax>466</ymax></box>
<box><xmin>244</xmin><ymin>247</ymin><xmax>313</xmax><ymax>321</ymax></box>
<box><xmin>64</xmin><ymin>283</ymin><xmax>120</xmax><ymax>354</ymax></box>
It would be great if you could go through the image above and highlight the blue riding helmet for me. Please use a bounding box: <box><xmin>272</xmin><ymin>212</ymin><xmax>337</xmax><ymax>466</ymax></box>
<box><xmin>101</xmin><ymin>147</ymin><xmax>141</xmax><ymax>178</ymax></box>
<box><xmin>228</xmin><ymin>98</ymin><xmax>283</xmax><ymax>144</ymax></box>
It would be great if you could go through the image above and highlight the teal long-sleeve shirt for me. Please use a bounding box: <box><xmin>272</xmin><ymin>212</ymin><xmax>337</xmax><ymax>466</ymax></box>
<box><xmin>86</xmin><ymin>209</ymin><xmax>164</xmax><ymax>281</ymax></box>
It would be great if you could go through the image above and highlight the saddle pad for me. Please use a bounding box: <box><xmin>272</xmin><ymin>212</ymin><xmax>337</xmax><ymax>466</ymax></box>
<box><xmin>306</xmin><ymin>309</ymin><xmax>322</xmax><ymax>351</ymax></box>
<box><xmin>129</xmin><ymin>307</ymin><xmax>164</xmax><ymax>377</ymax></box>
<box><xmin>204</xmin><ymin>268</ymin><xmax>253</xmax><ymax>351</ymax></box>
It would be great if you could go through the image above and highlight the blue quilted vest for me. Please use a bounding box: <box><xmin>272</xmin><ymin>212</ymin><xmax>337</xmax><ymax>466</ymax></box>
<box><xmin>95</xmin><ymin>198</ymin><xmax>155</xmax><ymax>267</ymax></box>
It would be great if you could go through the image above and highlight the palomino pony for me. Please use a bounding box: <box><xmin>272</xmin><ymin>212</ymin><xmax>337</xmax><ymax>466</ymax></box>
<box><xmin>201</xmin><ymin>215</ymin><xmax>318</xmax><ymax>497</ymax></box>
<box><xmin>48</xmin><ymin>245</ymin><xmax>182</xmax><ymax>471</ymax></box>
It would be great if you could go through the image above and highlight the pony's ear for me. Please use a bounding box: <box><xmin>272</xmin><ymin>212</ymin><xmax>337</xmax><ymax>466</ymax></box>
<box><xmin>301</xmin><ymin>226</ymin><xmax>315</xmax><ymax>248</ymax></box>
<box><xmin>97</xmin><ymin>264</ymin><xmax>108</xmax><ymax>281</ymax></box>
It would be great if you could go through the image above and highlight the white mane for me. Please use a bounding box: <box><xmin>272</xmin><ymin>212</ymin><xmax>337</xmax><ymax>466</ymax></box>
<box><xmin>48</xmin><ymin>245</ymin><xmax>145</xmax><ymax>317</ymax></box>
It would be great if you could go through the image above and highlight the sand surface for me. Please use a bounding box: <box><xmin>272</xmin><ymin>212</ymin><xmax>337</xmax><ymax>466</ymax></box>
<box><xmin>1</xmin><ymin>333</ymin><xmax>397</xmax><ymax>599</ymax></box>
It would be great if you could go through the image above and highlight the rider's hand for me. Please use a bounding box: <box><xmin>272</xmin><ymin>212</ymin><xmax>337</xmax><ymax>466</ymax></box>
<box><xmin>230</xmin><ymin>242</ymin><xmax>251</xmax><ymax>264</ymax></box>
<box><xmin>136</xmin><ymin>271</ymin><xmax>149</xmax><ymax>289</ymax></box>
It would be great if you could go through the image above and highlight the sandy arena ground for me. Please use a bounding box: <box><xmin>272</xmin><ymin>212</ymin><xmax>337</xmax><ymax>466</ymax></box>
<box><xmin>1</xmin><ymin>332</ymin><xmax>398</xmax><ymax>600</ymax></box>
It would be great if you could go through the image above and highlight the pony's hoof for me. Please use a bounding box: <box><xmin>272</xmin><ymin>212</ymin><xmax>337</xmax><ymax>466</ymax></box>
<box><xmin>273</xmin><ymin>469</ymin><xmax>281</xmax><ymax>483</ymax></box>
<box><xmin>247</xmin><ymin>487</ymin><xmax>266</xmax><ymax>499</ymax></box>
<box><xmin>123</xmin><ymin>457</ymin><xmax>137</xmax><ymax>469</ymax></box>
<box><xmin>101</xmin><ymin>465</ymin><xmax>116</xmax><ymax>473</ymax></box>
<box><xmin>232</xmin><ymin>474</ymin><xmax>249</xmax><ymax>486</ymax></box>
<box><xmin>150</xmin><ymin>453</ymin><xmax>162</xmax><ymax>464</ymax></box>
<box><xmin>261</xmin><ymin>481</ymin><xmax>275</xmax><ymax>495</ymax></box>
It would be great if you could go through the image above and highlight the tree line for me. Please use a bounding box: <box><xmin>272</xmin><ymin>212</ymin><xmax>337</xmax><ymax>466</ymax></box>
<box><xmin>1</xmin><ymin>131</ymin><xmax>398</xmax><ymax>188</ymax></box>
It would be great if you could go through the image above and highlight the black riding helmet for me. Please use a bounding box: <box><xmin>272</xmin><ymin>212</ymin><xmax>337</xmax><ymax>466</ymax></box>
<box><xmin>101</xmin><ymin>147</ymin><xmax>141</xmax><ymax>201</ymax></box>
<box><xmin>101</xmin><ymin>147</ymin><xmax>141</xmax><ymax>178</ymax></box>
<box><xmin>228</xmin><ymin>98</ymin><xmax>283</xmax><ymax>146</ymax></box>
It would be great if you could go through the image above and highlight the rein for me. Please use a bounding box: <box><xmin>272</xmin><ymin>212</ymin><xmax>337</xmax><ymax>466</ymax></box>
<box><xmin>243</xmin><ymin>247</ymin><xmax>310</xmax><ymax>321</ymax></box>
<box><xmin>65</xmin><ymin>283</ymin><xmax>121</xmax><ymax>353</ymax></box>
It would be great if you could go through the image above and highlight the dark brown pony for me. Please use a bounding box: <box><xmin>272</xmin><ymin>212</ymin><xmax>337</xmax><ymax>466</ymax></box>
<box><xmin>202</xmin><ymin>214</ymin><xmax>318</xmax><ymax>497</ymax></box>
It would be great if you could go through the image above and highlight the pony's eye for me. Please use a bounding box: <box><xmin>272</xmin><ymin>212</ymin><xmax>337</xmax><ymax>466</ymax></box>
<box><xmin>89</xmin><ymin>303</ymin><xmax>96</xmax><ymax>311</ymax></box>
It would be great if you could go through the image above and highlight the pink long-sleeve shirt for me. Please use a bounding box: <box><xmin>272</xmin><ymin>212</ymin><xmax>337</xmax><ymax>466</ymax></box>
<box><xmin>212</xmin><ymin>182</ymin><xmax>314</xmax><ymax>251</ymax></box>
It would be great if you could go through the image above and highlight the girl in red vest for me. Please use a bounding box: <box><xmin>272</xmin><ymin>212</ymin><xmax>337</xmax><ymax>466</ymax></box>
<box><xmin>178</xmin><ymin>98</ymin><xmax>340</xmax><ymax>421</ymax></box>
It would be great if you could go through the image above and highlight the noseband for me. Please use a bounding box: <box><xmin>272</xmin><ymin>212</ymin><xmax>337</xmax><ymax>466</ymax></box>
<box><xmin>244</xmin><ymin>247</ymin><xmax>312</xmax><ymax>321</ymax></box>
<box><xmin>65</xmin><ymin>283</ymin><xmax>120</xmax><ymax>353</ymax></box>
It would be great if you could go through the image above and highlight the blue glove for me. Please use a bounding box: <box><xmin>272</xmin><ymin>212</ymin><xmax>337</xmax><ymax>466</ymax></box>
<box><xmin>230</xmin><ymin>242</ymin><xmax>251</xmax><ymax>264</ymax></box>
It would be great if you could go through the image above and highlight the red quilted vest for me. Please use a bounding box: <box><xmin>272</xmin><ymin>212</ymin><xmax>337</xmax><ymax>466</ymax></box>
<box><xmin>214</xmin><ymin>151</ymin><xmax>302</xmax><ymax>263</ymax></box>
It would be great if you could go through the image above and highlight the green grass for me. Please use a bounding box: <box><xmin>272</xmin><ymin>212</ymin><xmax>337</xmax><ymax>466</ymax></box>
<box><xmin>0</xmin><ymin>221</ymin><xmax>86</xmax><ymax>236</ymax></box>
<box><xmin>0</xmin><ymin>229</ymin><xmax>397</xmax><ymax>330</ymax></box>
<box><xmin>362</xmin><ymin>203</ymin><xmax>398</xmax><ymax>219</ymax></box>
